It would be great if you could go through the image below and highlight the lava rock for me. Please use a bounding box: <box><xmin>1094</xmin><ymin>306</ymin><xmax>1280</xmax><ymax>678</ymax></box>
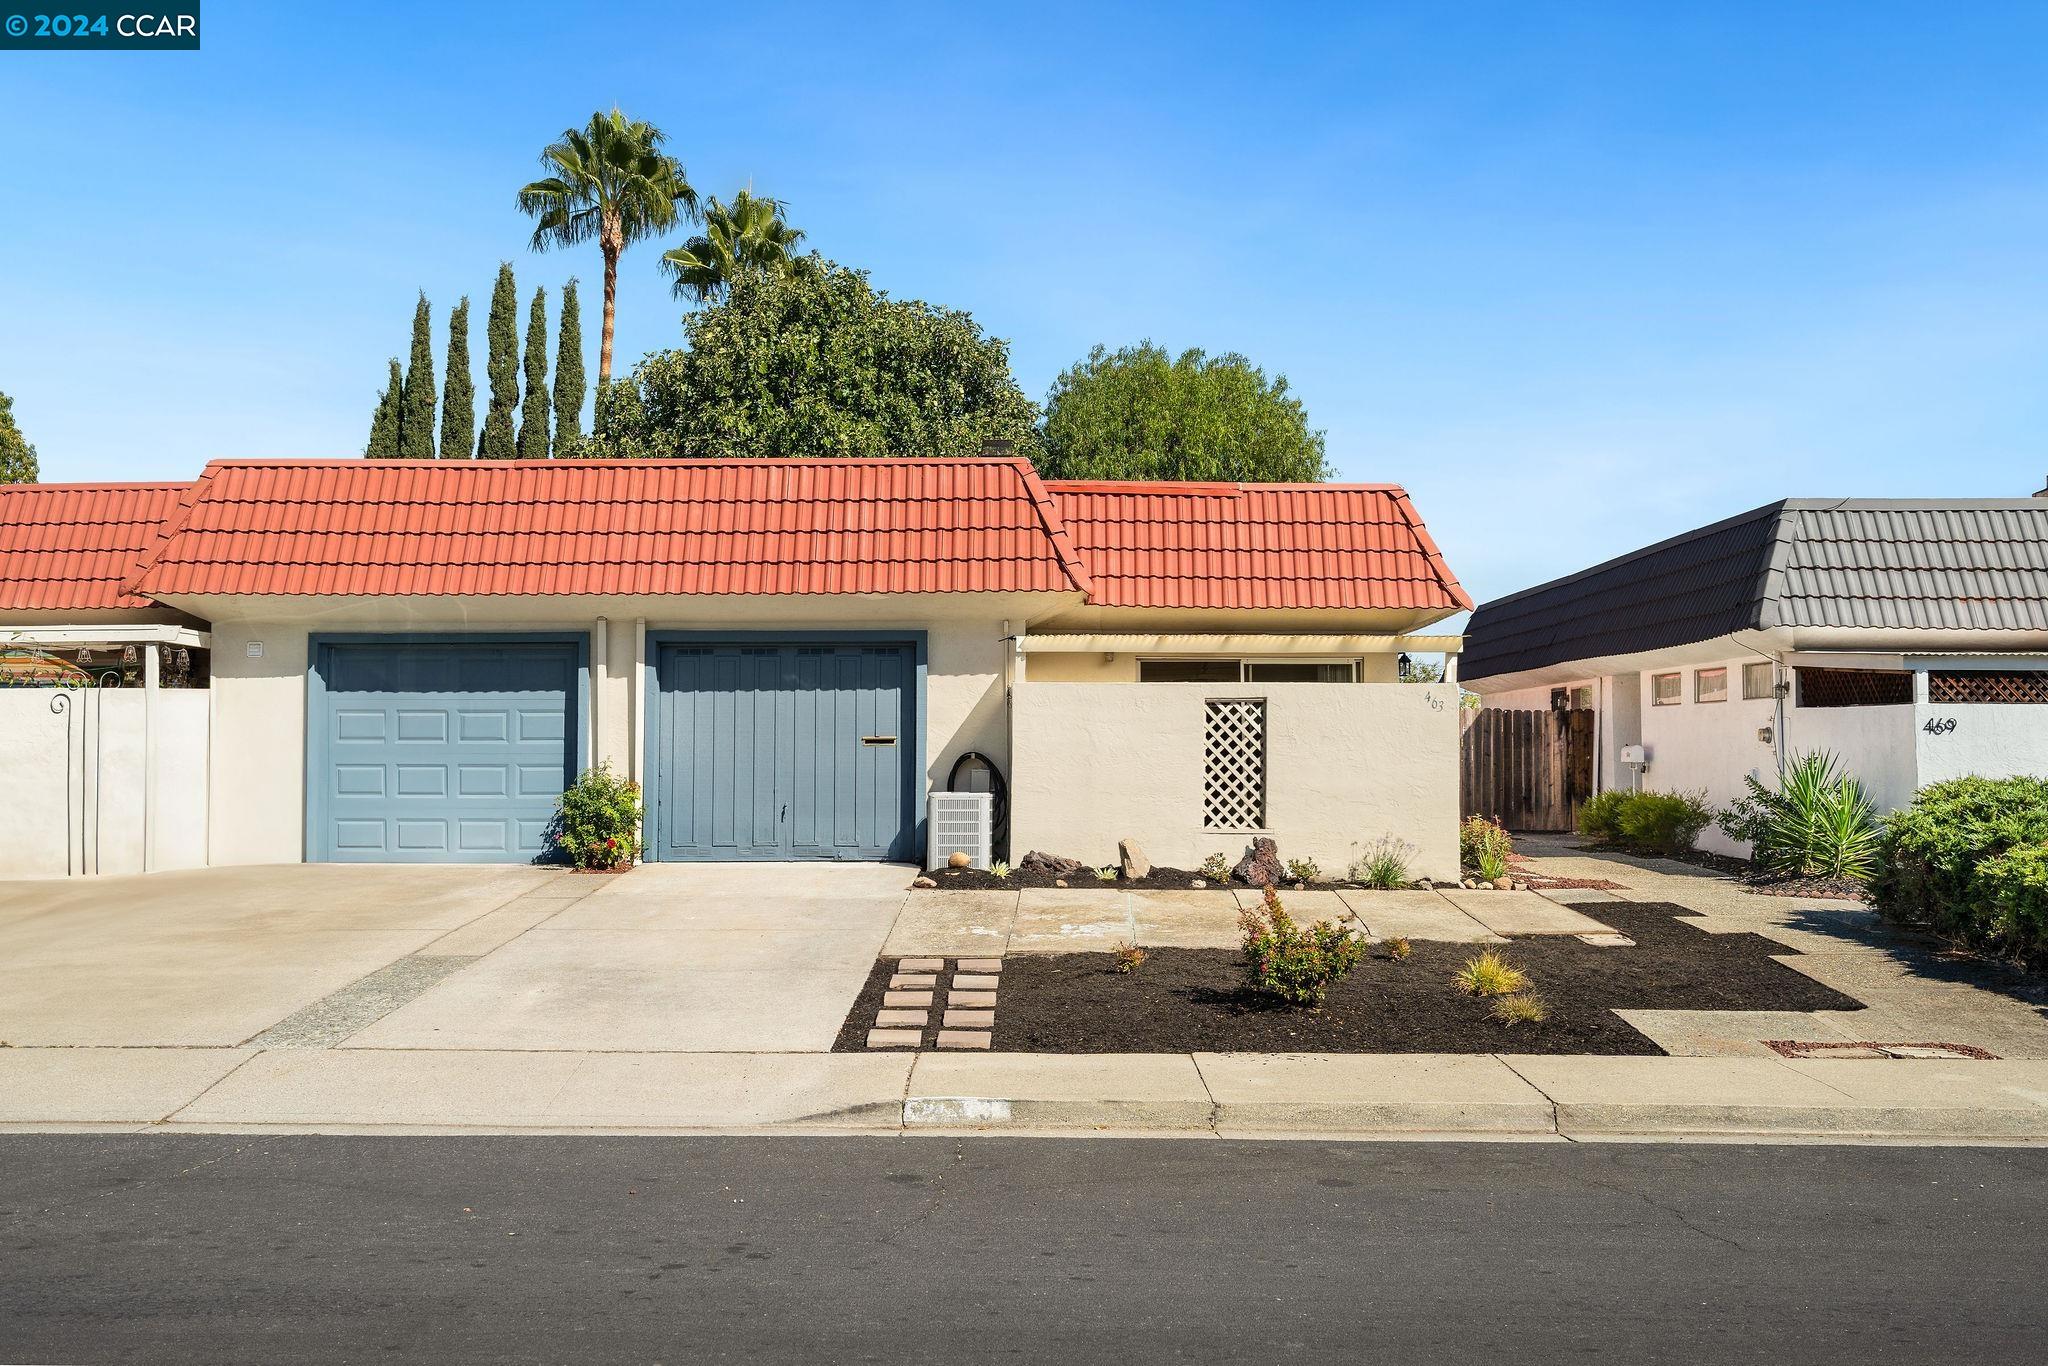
<box><xmin>1020</xmin><ymin>850</ymin><xmax>1089</xmax><ymax>878</ymax></box>
<box><xmin>1232</xmin><ymin>837</ymin><xmax>1284</xmax><ymax>889</ymax></box>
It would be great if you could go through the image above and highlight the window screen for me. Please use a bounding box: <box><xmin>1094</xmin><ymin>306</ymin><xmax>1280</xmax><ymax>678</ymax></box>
<box><xmin>1139</xmin><ymin>659</ymin><xmax>1241</xmax><ymax>683</ymax></box>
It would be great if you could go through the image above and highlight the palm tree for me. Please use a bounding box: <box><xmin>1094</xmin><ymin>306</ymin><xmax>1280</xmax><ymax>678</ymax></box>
<box><xmin>517</xmin><ymin>108</ymin><xmax>697</xmax><ymax>395</ymax></box>
<box><xmin>660</xmin><ymin>191</ymin><xmax>807</xmax><ymax>304</ymax></box>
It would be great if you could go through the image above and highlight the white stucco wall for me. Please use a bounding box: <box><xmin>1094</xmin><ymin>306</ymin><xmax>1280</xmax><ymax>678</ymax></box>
<box><xmin>1009</xmin><ymin>681</ymin><xmax>1461</xmax><ymax>880</ymax></box>
<box><xmin>1634</xmin><ymin>659</ymin><xmax>1783</xmax><ymax>855</ymax></box>
<box><xmin>203</xmin><ymin>602</ymin><xmax>1022</xmax><ymax>866</ymax></box>
<box><xmin>1912</xmin><ymin>702</ymin><xmax>2048</xmax><ymax>792</ymax></box>
<box><xmin>0</xmin><ymin>687</ymin><xmax>208</xmax><ymax>877</ymax></box>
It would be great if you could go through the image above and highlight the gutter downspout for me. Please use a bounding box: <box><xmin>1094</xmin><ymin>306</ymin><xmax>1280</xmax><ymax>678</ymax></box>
<box><xmin>592</xmin><ymin>616</ymin><xmax>608</xmax><ymax>772</ymax></box>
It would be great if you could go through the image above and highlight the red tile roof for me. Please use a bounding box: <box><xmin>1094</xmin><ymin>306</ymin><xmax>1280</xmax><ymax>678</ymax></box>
<box><xmin>129</xmin><ymin>458</ymin><xmax>1094</xmax><ymax>598</ymax></box>
<box><xmin>0</xmin><ymin>482</ymin><xmax>194</xmax><ymax>611</ymax></box>
<box><xmin>1045</xmin><ymin>481</ymin><xmax>1471</xmax><ymax>611</ymax></box>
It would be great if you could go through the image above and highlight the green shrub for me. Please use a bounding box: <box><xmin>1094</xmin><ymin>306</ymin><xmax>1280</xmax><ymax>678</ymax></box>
<box><xmin>1285</xmin><ymin>856</ymin><xmax>1321</xmax><ymax>883</ymax></box>
<box><xmin>1718</xmin><ymin>751</ymin><xmax>1879</xmax><ymax>880</ymax></box>
<box><xmin>1577</xmin><ymin>789</ymin><xmax>1627</xmax><ymax>843</ymax></box>
<box><xmin>551</xmin><ymin>762</ymin><xmax>643</xmax><ymax>869</ymax></box>
<box><xmin>1349</xmin><ymin>835</ymin><xmax>1415</xmax><ymax>889</ymax></box>
<box><xmin>1238</xmin><ymin>886</ymin><xmax>1366</xmax><ymax>1007</ymax></box>
<box><xmin>1460</xmin><ymin>816</ymin><xmax>1513</xmax><ymax>881</ymax></box>
<box><xmin>1614</xmin><ymin>790</ymin><xmax>1714</xmax><ymax>855</ymax></box>
<box><xmin>1578</xmin><ymin>788</ymin><xmax>1712</xmax><ymax>856</ymax></box>
<box><xmin>1870</xmin><ymin>775</ymin><xmax>2048</xmax><ymax>962</ymax></box>
<box><xmin>1199</xmin><ymin>851</ymin><xmax>1232</xmax><ymax>882</ymax></box>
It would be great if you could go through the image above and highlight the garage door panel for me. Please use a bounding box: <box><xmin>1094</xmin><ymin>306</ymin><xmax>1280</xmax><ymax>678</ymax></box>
<box><xmin>656</xmin><ymin>640</ymin><xmax>913</xmax><ymax>862</ymax></box>
<box><xmin>313</xmin><ymin>641</ymin><xmax>576</xmax><ymax>864</ymax></box>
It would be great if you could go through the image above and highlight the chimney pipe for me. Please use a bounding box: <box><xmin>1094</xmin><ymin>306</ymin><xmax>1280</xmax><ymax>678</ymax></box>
<box><xmin>2035</xmin><ymin>474</ymin><xmax>2048</xmax><ymax>499</ymax></box>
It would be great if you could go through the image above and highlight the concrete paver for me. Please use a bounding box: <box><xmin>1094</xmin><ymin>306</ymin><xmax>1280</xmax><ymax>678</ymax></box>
<box><xmin>1336</xmin><ymin>890</ymin><xmax>1504</xmax><ymax>943</ymax></box>
<box><xmin>883</xmin><ymin>895</ymin><xmax>1016</xmax><ymax>957</ymax></box>
<box><xmin>1612</xmin><ymin>1009</ymin><xmax>1861</xmax><ymax>1058</ymax></box>
<box><xmin>1009</xmin><ymin>891</ymin><xmax>1133</xmax><ymax>954</ymax></box>
<box><xmin>0</xmin><ymin>1047</ymin><xmax>254</xmax><ymax>1124</ymax></box>
<box><xmin>1440</xmin><ymin>890</ymin><xmax>1615</xmax><ymax>936</ymax></box>
<box><xmin>1129</xmin><ymin>890</ymin><xmax>1247</xmax><ymax>949</ymax></box>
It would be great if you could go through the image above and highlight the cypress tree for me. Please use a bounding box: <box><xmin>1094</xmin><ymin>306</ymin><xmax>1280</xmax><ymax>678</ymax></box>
<box><xmin>439</xmin><ymin>297</ymin><xmax>475</xmax><ymax>460</ymax></box>
<box><xmin>365</xmin><ymin>359</ymin><xmax>402</xmax><ymax>458</ymax></box>
<box><xmin>477</xmin><ymin>262</ymin><xmax>520</xmax><ymax>460</ymax></box>
<box><xmin>397</xmin><ymin>292</ymin><xmax>436</xmax><ymax>459</ymax></box>
<box><xmin>552</xmin><ymin>278</ymin><xmax>586</xmax><ymax>457</ymax></box>
<box><xmin>518</xmin><ymin>286</ymin><xmax>551</xmax><ymax>460</ymax></box>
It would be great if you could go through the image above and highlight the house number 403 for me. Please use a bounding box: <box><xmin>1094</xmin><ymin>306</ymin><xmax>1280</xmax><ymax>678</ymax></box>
<box><xmin>1923</xmin><ymin>716</ymin><xmax>1958</xmax><ymax>736</ymax></box>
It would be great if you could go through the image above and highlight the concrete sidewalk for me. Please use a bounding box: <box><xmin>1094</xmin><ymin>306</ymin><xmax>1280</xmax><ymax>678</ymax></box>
<box><xmin>7</xmin><ymin>1045</ymin><xmax>2048</xmax><ymax>1142</ymax></box>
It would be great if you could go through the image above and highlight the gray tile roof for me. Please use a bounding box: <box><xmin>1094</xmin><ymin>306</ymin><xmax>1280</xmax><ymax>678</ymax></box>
<box><xmin>1462</xmin><ymin>499</ymin><xmax>2048</xmax><ymax>682</ymax></box>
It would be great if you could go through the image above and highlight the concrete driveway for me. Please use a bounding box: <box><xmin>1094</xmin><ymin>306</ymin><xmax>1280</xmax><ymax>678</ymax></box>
<box><xmin>0</xmin><ymin>862</ymin><xmax>911</xmax><ymax>1052</ymax></box>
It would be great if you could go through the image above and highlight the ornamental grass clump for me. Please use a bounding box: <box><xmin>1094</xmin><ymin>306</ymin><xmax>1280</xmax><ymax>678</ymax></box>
<box><xmin>1460</xmin><ymin>816</ymin><xmax>1514</xmax><ymax>882</ymax></box>
<box><xmin>1238</xmin><ymin>886</ymin><xmax>1366</xmax><ymax>1007</ymax></box>
<box><xmin>1350</xmin><ymin>835</ymin><xmax>1415</xmax><ymax>889</ymax></box>
<box><xmin>1454</xmin><ymin>950</ymin><xmax>1529</xmax><ymax>998</ymax></box>
<box><xmin>551</xmin><ymin>762</ymin><xmax>643</xmax><ymax>870</ymax></box>
<box><xmin>1490</xmin><ymin>993</ymin><xmax>1550</xmax><ymax>1026</ymax></box>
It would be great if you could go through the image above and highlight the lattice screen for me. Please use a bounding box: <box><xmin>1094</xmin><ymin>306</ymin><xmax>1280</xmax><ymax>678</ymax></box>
<box><xmin>1796</xmin><ymin>667</ymin><xmax>1913</xmax><ymax>709</ymax></box>
<box><xmin>1203</xmin><ymin>699</ymin><xmax>1266</xmax><ymax>830</ymax></box>
<box><xmin>1930</xmin><ymin>670</ymin><xmax>2048</xmax><ymax>705</ymax></box>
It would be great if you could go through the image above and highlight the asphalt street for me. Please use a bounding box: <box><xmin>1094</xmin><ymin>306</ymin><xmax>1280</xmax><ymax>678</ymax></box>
<box><xmin>2</xmin><ymin>1134</ymin><xmax>2043</xmax><ymax>1364</ymax></box>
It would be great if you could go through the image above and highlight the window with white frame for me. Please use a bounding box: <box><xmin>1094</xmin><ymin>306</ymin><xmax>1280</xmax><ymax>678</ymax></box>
<box><xmin>1651</xmin><ymin>672</ymin><xmax>1682</xmax><ymax>706</ymax></box>
<box><xmin>1742</xmin><ymin>661</ymin><xmax>1775</xmax><ymax>700</ymax></box>
<box><xmin>1695</xmin><ymin>667</ymin><xmax>1728</xmax><ymax>703</ymax></box>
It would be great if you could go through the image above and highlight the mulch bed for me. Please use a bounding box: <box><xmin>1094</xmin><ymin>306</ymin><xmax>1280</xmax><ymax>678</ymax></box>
<box><xmin>923</xmin><ymin>863</ymin><xmax>1431</xmax><ymax>893</ymax></box>
<box><xmin>831</xmin><ymin>902</ymin><xmax>1863</xmax><ymax>1056</ymax></box>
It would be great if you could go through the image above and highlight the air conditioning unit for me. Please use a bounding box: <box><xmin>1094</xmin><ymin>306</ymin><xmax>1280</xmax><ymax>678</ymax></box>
<box><xmin>927</xmin><ymin>792</ymin><xmax>993</xmax><ymax>870</ymax></box>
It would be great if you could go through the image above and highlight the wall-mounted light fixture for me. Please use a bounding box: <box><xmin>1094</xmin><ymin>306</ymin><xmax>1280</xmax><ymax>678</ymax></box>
<box><xmin>1397</xmin><ymin>652</ymin><xmax>1413</xmax><ymax>681</ymax></box>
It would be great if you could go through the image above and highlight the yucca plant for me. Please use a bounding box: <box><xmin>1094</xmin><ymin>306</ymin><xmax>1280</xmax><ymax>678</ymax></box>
<box><xmin>1719</xmin><ymin>751</ymin><xmax>1879</xmax><ymax>880</ymax></box>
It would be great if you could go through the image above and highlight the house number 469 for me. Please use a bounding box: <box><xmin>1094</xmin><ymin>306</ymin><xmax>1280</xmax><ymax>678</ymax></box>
<box><xmin>1923</xmin><ymin>716</ymin><xmax>1958</xmax><ymax>735</ymax></box>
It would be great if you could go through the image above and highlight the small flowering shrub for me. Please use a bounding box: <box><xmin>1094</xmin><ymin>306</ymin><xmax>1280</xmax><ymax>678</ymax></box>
<box><xmin>1113</xmin><ymin>941</ymin><xmax>1148</xmax><ymax>974</ymax></box>
<box><xmin>1238</xmin><ymin>886</ymin><xmax>1366</xmax><ymax>1007</ymax></box>
<box><xmin>551</xmin><ymin>762</ymin><xmax>643</xmax><ymax>870</ymax></box>
<box><xmin>1199</xmin><ymin>851</ymin><xmax>1232</xmax><ymax>882</ymax></box>
<box><xmin>1285</xmin><ymin>856</ymin><xmax>1322</xmax><ymax>884</ymax></box>
<box><xmin>1460</xmin><ymin>816</ymin><xmax>1514</xmax><ymax>881</ymax></box>
<box><xmin>1349</xmin><ymin>835</ymin><xmax>1415</xmax><ymax>889</ymax></box>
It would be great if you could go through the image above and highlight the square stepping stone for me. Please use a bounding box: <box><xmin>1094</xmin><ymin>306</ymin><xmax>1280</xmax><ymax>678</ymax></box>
<box><xmin>897</xmin><ymin>958</ymin><xmax>944</xmax><ymax>973</ymax></box>
<box><xmin>953</xmin><ymin>973</ymin><xmax>1000</xmax><ymax>991</ymax></box>
<box><xmin>936</xmin><ymin>1030</ymin><xmax>992</xmax><ymax>1050</ymax></box>
<box><xmin>955</xmin><ymin>958</ymin><xmax>1003</xmax><ymax>973</ymax></box>
<box><xmin>949</xmin><ymin>990</ymin><xmax>997</xmax><ymax>1008</ymax></box>
<box><xmin>883</xmin><ymin>990</ymin><xmax>934</xmax><ymax>1008</ymax></box>
<box><xmin>944</xmin><ymin>1008</ymin><xmax>995</xmax><ymax>1028</ymax></box>
<box><xmin>875</xmin><ymin>1008</ymin><xmax>929</xmax><ymax>1027</ymax></box>
<box><xmin>889</xmin><ymin>973</ymin><xmax>938</xmax><ymax>989</ymax></box>
<box><xmin>866</xmin><ymin>1028</ymin><xmax>922</xmax><ymax>1049</ymax></box>
<box><xmin>1576</xmin><ymin>932</ymin><xmax>1634</xmax><ymax>947</ymax></box>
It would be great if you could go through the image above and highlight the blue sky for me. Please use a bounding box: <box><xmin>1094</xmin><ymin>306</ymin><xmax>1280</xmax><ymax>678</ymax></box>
<box><xmin>4</xmin><ymin>2</ymin><xmax>2048</xmax><ymax>605</ymax></box>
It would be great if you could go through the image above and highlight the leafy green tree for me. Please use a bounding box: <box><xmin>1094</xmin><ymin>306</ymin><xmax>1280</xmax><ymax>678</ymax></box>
<box><xmin>552</xmin><ymin>278</ymin><xmax>585</xmax><ymax>456</ymax></box>
<box><xmin>477</xmin><ymin>262</ymin><xmax>520</xmax><ymax>459</ymax></box>
<box><xmin>517</xmin><ymin>108</ymin><xmax>697</xmax><ymax>399</ymax></box>
<box><xmin>397</xmin><ymin>293</ymin><xmax>437</xmax><ymax>460</ymax></box>
<box><xmin>1037</xmin><ymin>342</ymin><xmax>1329</xmax><ymax>482</ymax></box>
<box><xmin>0</xmin><ymin>390</ymin><xmax>39</xmax><ymax>483</ymax></box>
<box><xmin>591</xmin><ymin>258</ymin><xmax>1038</xmax><ymax>459</ymax></box>
<box><xmin>439</xmin><ymin>297</ymin><xmax>475</xmax><ymax>460</ymax></box>
<box><xmin>660</xmin><ymin>191</ymin><xmax>806</xmax><ymax>304</ymax></box>
<box><xmin>518</xmin><ymin>287</ymin><xmax>551</xmax><ymax>459</ymax></box>
<box><xmin>365</xmin><ymin>359</ymin><xmax>402</xmax><ymax>459</ymax></box>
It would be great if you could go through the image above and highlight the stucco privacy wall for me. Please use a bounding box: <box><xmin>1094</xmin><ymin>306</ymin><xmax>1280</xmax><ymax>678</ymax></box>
<box><xmin>0</xmin><ymin>688</ymin><xmax>207</xmax><ymax>877</ymax></box>
<box><xmin>203</xmin><ymin>603</ymin><xmax>1019</xmax><ymax>865</ymax></box>
<box><xmin>1010</xmin><ymin>681</ymin><xmax>1461</xmax><ymax>880</ymax></box>
<box><xmin>1913</xmin><ymin>702</ymin><xmax>2048</xmax><ymax>792</ymax></box>
<box><xmin>1024</xmin><ymin>651</ymin><xmax>1404</xmax><ymax>683</ymax></box>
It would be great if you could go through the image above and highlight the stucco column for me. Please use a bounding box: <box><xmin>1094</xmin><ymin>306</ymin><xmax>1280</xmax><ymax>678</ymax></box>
<box><xmin>591</xmin><ymin>616</ymin><xmax>608</xmax><ymax>774</ymax></box>
<box><xmin>143</xmin><ymin>642</ymin><xmax>159</xmax><ymax>874</ymax></box>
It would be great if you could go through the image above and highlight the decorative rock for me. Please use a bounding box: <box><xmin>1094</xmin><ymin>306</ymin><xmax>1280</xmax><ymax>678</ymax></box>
<box><xmin>948</xmin><ymin>850</ymin><xmax>972</xmax><ymax>869</ymax></box>
<box><xmin>1055</xmin><ymin>879</ymin><xmax>1067</xmax><ymax>888</ymax></box>
<box><xmin>1493</xmin><ymin>878</ymin><xmax>1514</xmax><ymax>891</ymax></box>
<box><xmin>1462</xmin><ymin>879</ymin><xmax>1478</xmax><ymax>889</ymax></box>
<box><xmin>1417</xmin><ymin>879</ymin><xmax>1434</xmax><ymax>891</ymax></box>
<box><xmin>1118</xmin><ymin>837</ymin><xmax>1152</xmax><ymax>881</ymax></box>
<box><xmin>1190</xmin><ymin>878</ymin><xmax>1207</xmax><ymax>889</ymax></box>
<box><xmin>1020</xmin><ymin>850</ymin><xmax>1089</xmax><ymax>878</ymax></box>
<box><xmin>912</xmin><ymin>876</ymin><xmax>937</xmax><ymax>889</ymax></box>
<box><xmin>1231</xmin><ymin>837</ymin><xmax>1284</xmax><ymax>889</ymax></box>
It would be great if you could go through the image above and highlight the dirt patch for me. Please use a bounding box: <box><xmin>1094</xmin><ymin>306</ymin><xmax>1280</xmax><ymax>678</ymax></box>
<box><xmin>832</xmin><ymin>902</ymin><xmax>1864</xmax><ymax>1056</ymax></box>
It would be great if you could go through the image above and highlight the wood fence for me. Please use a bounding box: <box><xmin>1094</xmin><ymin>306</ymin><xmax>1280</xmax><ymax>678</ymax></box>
<box><xmin>1460</xmin><ymin>708</ymin><xmax>1595</xmax><ymax>832</ymax></box>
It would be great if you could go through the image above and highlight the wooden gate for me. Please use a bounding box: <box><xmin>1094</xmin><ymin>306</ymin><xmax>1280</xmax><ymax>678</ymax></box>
<box><xmin>1460</xmin><ymin>708</ymin><xmax>1595</xmax><ymax>832</ymax></box>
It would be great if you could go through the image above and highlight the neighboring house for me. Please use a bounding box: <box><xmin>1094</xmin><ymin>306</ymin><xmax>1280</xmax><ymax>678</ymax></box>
<box><xmin>1461</xmin><ymin>497</ymin><xmax>2048</xmax><ymax>855</ymax></box>
<box><xmin>0</xmin><ymin>457</ymin><xmax>1470</xmax><ymax>878</ymax></box>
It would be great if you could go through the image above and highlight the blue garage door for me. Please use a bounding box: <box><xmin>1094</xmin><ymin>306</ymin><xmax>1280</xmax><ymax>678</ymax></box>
<box><xmin>311</xmin><ymin>640</ymin><xmax>578</xmax><ymax>863</ymax></box>
<box><xmin>654</xmin><ymin>642</ymin><xmax>916</xmax><ymax>861</ymax></box>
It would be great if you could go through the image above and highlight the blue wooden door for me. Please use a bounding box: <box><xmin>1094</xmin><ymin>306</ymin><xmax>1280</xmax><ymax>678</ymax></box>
<box><xmin>312</xmin><ymin>641</ymin><xmax>577</xmax><ymax>863</ymax></box>
<box><xmin>656</xmin><ymin>642</ymin><xmax>914</xmax><ymax>861</ymax></box>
